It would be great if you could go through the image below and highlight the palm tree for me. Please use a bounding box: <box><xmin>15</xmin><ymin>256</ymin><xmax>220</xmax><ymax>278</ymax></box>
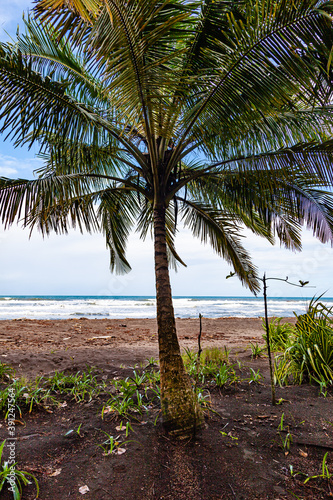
<box><xmin>1</xmin><ymin>0</ymin><xmax>333</xmax><ymax>437</ymax></box>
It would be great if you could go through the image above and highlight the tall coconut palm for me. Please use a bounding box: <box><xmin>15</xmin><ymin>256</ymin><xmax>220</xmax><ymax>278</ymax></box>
<box><xmin>1</xmin><ymin>0</ymin><xmax>333</xmax><ymax>436</ymax></box>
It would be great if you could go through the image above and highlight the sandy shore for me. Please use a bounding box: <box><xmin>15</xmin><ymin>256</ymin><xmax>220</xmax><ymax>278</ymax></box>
<box><xmin>0</xmin><ymin>317</ymin><xmax>295</xmax><ymax>379</ymax></box>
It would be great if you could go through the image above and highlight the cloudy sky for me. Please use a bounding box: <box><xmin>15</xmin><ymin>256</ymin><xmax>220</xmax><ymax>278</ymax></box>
<box><xmin>0</xmin><ymin>1</ymin><xmax>332</xmax><ymax>298</ymax></box>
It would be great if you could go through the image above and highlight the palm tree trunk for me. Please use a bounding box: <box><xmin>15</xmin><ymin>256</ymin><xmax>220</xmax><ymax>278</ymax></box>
<box><xmin>153</xmin><ymin>205</ymin><xmax>204</xmax><ymax>438</ymax></box>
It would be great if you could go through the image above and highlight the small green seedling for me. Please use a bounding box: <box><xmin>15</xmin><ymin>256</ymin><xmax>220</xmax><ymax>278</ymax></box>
<box><xmin>0</xmin><ymin>440</ymin><xmax>39</xmax><ymax>499</ymax></box>
<box><xmin>249</xmin><ymin>342</ymin><xmax>265</xmax><ymax>359</ymax></box>
<box><xmin>248</xmin><ymin>368</ymin><xmax>262</xmax><ymax>384</ymax></box>
<box><xmin>118</xmin><ymin>421</ymin><xmax>133</xmax><ymax>438</ymax></box>
<box><xmin>304</xmin><ymin>452</ymin><xmax>332</xmax><ymax>484</ymax></box>
<box><xmin>65</xmin><ymin>423</ymin><xmax>83</xmax><ymax>438</ymax></box>
<box><xmin>276</xmin><ymin>398</ymin><xmax>289</xmax><ymax>405</ymax></box>
<box><xmin>281</xmin><ymin>432</ymin><xmax>293</xmax><ymax>454</ymax></box>
<box><xmin>98</xmin><ymin>431</ymin><xmax>132</xmax><ymax>456</ymax></box>
<box><xmin>146</xmin><ymin>357</ymin><xmax>158</xmax><ymax>366</ymax></box>
<box><xmin>289</xmin><ymin>464</ymin><xmax>307</xmax><ymax>480</ymax></box>
<box><xmin>277</xmin><ymin>413</ymin><xmax>293</xmax><ymax>455</ymax></box>
<box><xmin>278</xmin><ymin>413</ymin><xmax>285</xmax><ymax>431</ymax></box>
<box><xmin>220</xmin><ymin>431</ymin><xmax>238</xmax><ymax>442</ymax></box>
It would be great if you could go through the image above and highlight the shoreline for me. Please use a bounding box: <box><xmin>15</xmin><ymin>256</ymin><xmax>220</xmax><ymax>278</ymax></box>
<box><xmin>0</xmin><ymin>295</ymin><xmax>318</xmax><ymax>321</ymax></box>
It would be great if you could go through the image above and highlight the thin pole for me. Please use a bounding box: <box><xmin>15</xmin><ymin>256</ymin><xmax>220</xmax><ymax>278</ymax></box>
<box><xmin>263</xmin><ymin>273</ymin><xmax>276</xmax><ymax>406</ymax></box>
<box><xmin>195</xmin><ymin>313</ymin><xmax>203</xmax><ymax>390</ymax></box>
<box><xmin>198</xmin><ymin>313</ymin><xmax>203</xmax><ymax>359</ymax></box>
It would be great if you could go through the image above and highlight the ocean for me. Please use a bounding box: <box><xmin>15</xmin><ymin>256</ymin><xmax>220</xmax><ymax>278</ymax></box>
<box><xmin>0</xmin><ymin>295</ymin><xmax>332</xmax><ymax>320</ymax></box>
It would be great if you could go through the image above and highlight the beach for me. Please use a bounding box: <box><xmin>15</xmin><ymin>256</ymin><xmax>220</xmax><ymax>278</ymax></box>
<box><xmin>0</xmin><ymin>316</ymin><xmax>296</xmax><ymax>379</ymax></box>
<box><xmin>1</xmin><ymin>316</ymin><xmax>332</xmax><ymax>500</ymax></box>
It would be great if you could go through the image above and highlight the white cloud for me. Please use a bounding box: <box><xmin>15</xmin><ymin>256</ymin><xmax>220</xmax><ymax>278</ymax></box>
<box><xmin>0</xmin><ymin>222</ymin><xmax>332</xmax><ymax>297</ymax></box>
<box><xmin>0</xmin><ymin>153</ymin><xmax>43</xmax><ymax>178</ymax></box>
<box><xmin>0</xmin><ymin>166</ymin><xmax>17</xmax><ymax>175</ymax></box>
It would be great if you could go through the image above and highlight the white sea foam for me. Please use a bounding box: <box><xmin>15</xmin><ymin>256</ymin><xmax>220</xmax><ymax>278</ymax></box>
<box><xmin>0</xmin><ymin>295</ymin><xmax>331</xmax><ymax>320</ymax></box>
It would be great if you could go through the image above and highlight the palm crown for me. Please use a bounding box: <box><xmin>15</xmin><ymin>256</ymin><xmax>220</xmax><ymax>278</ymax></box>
<box><xmin>1</xmin><ymin>0</ymin><xmax>333</xmax><ymax>435</ymax></box>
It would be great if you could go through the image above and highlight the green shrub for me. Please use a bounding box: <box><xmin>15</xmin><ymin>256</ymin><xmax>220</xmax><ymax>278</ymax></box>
<box><xmin>288</xmin><ymin>298</ymin><xmax>333</xmax><ymax>384</ymax></box>
<box><xmin>262</xmin><ymin>317</ymin><xmax>295</xmax><ymax>352</ymax></box>
<box><xmin>273</xmin><ymin>354</ymin><xmax>301</xmax><ymax>387</ymax></box>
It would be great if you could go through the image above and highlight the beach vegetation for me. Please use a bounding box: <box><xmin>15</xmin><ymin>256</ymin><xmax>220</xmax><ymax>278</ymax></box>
<box><xmin>183</xmin><ymin>346</ymin><xmax>263</xmax><ymax>387</ymax></box>
<box><xmin>265</xmin><ymin>297</ymin><xmax>333</xmax><ymax>387</ymax></box>
<box><xmin>0</xmin><ymin>362</ymin><xmax>15</xmax><ymax>381</ymax></box>
<box><xmin>102</xmin><ymin>368</ymin><xmax>161</xmax><ymax>419</ymax></box>
<box><xmin>273</xmin><ymin>355</ymin><xmax>297</xmax><ymax>387</ymax></box>
<box><xmin>0</xmin><ymin>367</ymin><xmax>110</xmax><ymax>417</ymax></box>
<box><xmin>0</xmin><ymin>377</ymin><xmax>57</xmax><ymax>417</ymax></box>
<box><xmin>200</xmin><ymin>346</ymin><xmax>231</xmax><ymax>366</ymax></box>
<box><xmin>249</xmin><ymin>342</ymin><xmax>266</xmax><ymax>359</ymax></box>
<box><xmin>303</xmin><ymin>452</ymin><xmax>332</xmax><ymax>484</ymax></box>
<box><xmin>47</xmin><ymin>368</ymin><xmax>105</xmax><ymax>402</ymax></box>
<box><xmin>214</xmin><ymin>363</ymin><xmax>238</xmax><ymax>387</ymax></box>
<box><xmin>262</xmin><ymin>318</ymin><xmax>296</xmax><ymax>352</ymax></box>
<box><xmin>288</xmin><ymin>298</ymin><xmax>333</xmax><ymax>384</ymax></box>
<box><xmin>0</xmin><ymin>440</ymin><xmax>39</xmax><ymax>499</ymax></box>
<box><xmin>183</xmin><ymin>346</ymin><xmax>232</xmax><ymax>382</ymax></box>
<box><xmin>98</xmin><ymin>430</ymin><xmax>133</xmax><ymax>456</ymax></box>
<box><xmin>2</xmin><ymin>1</ymin><xmax>333</xmax><ymax>437</ymax></box>
<box><xmin>247</xmin><ymin>368</ymin><xmax>262</xmax><ymax>384</ymax></box>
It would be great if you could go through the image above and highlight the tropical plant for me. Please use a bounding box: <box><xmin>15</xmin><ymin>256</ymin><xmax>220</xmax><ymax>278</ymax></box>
<box><xmin>249</xmin><ymin>342</ymin><xmax>266</xmax><ymax>359</ymax></box>
<box><xmin>262</xmin><ymin>318</ymin><xmax>295</xmax><ymax>352</ymax></box>
<box><xmin>289</xmin><ymin>297</ymin><xmax>333</xmax><ymax>383</ymax></box>
<box><xmin>214</xmin><ymin>363</ymin><xmax>238</xmax><ymax>387</ymax></box>
<box><xmin>273</xmin><ymin>354</ymin><xmax>296</xmax><ymax>386</ymax></box>
<box><xmin>268</xmin><ymin>296</ymin><xmax>333</xmax><ymax>386</ymax></box>
<box><xmin>2</xmin><ymin>1</ymin><xmax>333</xmax><ymax>436</ymax></box>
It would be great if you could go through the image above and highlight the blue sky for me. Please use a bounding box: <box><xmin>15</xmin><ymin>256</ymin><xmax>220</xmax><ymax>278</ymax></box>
<box><xmin>0</xmin><ymin>1</ymin><xmax>332</xmax><ymax>298</ymax></box>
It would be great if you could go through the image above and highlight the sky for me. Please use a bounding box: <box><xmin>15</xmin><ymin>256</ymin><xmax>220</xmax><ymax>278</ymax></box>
<box><xmin>0</xmin><ymin>1</ymin><xmax>332</xmax><ymax>298</ymax></box>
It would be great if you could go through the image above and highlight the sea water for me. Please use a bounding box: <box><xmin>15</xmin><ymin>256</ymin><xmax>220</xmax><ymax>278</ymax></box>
<box><xmin>0</xmin><ymin>295</ymin><xmax>332</xmax><ymax>320</ymax></box>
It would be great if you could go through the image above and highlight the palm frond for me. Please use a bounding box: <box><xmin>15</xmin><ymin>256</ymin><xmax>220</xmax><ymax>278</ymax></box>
<box><xmin>178</xmin><ymin>197</ymin><xmax>260</xmax><ymax>293</ymax></box>
<box><xmin>98</xmin><ymin>188</ymin><xmax>139</xmax><ymax>274</ymax></box>
<box><xmin>175</xmin><ymin>1</ymin><xmax>333</xmax><ymax>155</ymax></box>
<box><xmin>17</xmin><ymin>14</ymin><xmax>107</xmax><ymax>105</ymax></box>
<box><xmin>0</xmin><ymin>174</ymin><xmax>100</xmax><ymax>233</ymax></box>
<box><xmin>0</xmin><ymin>43</ymin><xmax>102</xmax><ymax>149</ymax></box>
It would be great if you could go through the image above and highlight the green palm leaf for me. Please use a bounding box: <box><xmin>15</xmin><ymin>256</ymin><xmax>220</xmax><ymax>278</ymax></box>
<box><xmin>178</xmin><ymin>197</ymin><xmax>260</xmax><ymax>292</ymax></box>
